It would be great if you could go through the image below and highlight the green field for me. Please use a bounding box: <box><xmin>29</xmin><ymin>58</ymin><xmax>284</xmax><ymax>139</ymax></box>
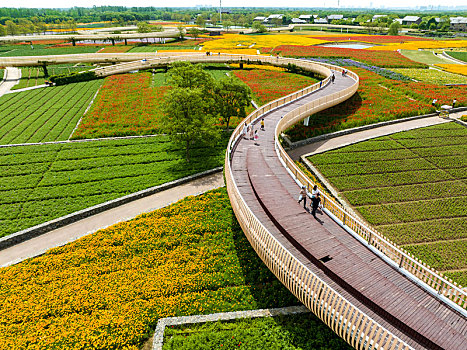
<box><xmin>128</xmin><ymin>46</ymin><xmax>198</xmax><ymax>52</ymax></box>
<box><xmin>0</xmin><ymin>44</ymin><xmax>102</xmax><ymax>56</ymax></box>
<box><xmin>12</xmin><ymin>65</ymin><xmax>92</xmax><ymax>90</ymax></box>
<box><xmin>447</xmin><ymin>51</ymin><xmax>467</xmax><ymax>63</ymax></box>
<box><xmin>401</xmin><ymin>49</ymin><xmax>451</xmax><ymax>65</ymax></box>
<box><xmin>391</xmin><ymin>68</ymin><xmax>467</xmax><ymax>85</ymax></box>
<box><xmin>0</xmin><ymin>80</ymin><xmax>102</xmax><ymax>144</ymax></box>
<box><xmin>162</xmin><ymin>313</ymin><xmax>353</xmax><ymax>350</ymax></box>
<box><xmin>308</xmin><ymin>123</ymin><xmax>467</xmax><ymax>285</ymax></box>
<box><xmin>0</xmin><ymin>135</ymin><xmax>227</xmax><ymax>237</ymax></box>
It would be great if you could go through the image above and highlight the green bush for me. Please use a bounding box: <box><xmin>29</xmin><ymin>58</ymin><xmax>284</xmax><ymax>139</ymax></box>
<box><xmin>50</xmin><ymin>71</ymin><xmax>99</xmax><ymax>85</ymax></box>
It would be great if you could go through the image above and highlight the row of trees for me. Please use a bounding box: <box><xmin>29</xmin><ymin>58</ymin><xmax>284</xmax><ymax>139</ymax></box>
<box><xmin>0</xmin><ymin>18</ymin><xmax>77</xmax><ymax>36</ymax></box>
<box><xmin>161</xmin><ymin>62</ymin><xmax>251</xmax><ymax>161</ymax></box>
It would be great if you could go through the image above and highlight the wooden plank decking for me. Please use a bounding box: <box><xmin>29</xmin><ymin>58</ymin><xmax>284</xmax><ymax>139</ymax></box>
<box><xmin>230</xmin><ymin>73</ymin><xmax>467</xmax><ymax>350</ymax></box>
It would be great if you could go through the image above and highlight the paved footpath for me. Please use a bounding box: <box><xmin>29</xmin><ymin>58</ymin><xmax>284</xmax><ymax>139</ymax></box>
<box><xmin>0</xmin><ymin>172</ymin><xmax>224</xmax><ymax>267</ymax></box>
<box><xmin>288</xmin><ymin>114</ymin><xmax>458</xmax><ymax>160</ymax></box>
<box><xmin>0</xmin><ymin>67</ymin><xmax>20</xmax><ymax>97</ymax></box>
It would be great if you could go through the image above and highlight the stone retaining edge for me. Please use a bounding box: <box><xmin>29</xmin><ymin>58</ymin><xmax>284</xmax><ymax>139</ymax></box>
<box><xmin>152</xmin><ymin>306</ymin><xmax>309</xmax><ymax>350</ymax></box>
<box><xmin>283</xmin><ymin>107</ymin><xmax>467</xmax><ymax>150</ymax></box>
<box><xmin>0</xmin><ymin>167</ymin><xmax>223</xmax><ymax>251</ymax></box>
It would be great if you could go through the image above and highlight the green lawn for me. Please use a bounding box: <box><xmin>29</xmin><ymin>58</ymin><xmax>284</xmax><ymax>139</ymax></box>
<box><xmin>128</xmin><ymin>46</ymin><xmax>198</xmax><ymax>52</ymax></box>
<box><xmin>0</xmin><ymin>135</ymin><xmax>227</xmax><ymax>237</ymax></box>
<box><xmin>163</xmin><ymin>313</ymin><xmax>353</xmax><ymax>350</ymax></box>
<box><xmin>12</xmin><ymin>65</ymin><xmax>92</xmax><ymax>90</ymax></box>
<box><xmin>0</xmin><ymin>80</ymin><xmax>102</xmax><ymax>144</ymax></box>
<box><xmin>400</xmin><ymin>49</ymin><xmax>450</xmax><ymax>65</ymax></box>
<box><xmin>0</xmin><ymin>44</ymin><xmax>102</xmax><ymax>56</ymax></box>
<box><xmin>308</xmin><ymin>123</ymin><xmax>467</xmax><ymax>285</ymax></box>
<box><xmin>447</xmin><ymin>51</ymin><xmax>467</xmax><ymax>63</ymax></box>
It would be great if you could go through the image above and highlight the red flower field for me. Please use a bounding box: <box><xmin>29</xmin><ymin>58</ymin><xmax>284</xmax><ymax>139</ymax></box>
<box><xmin>308</xmin><ymin>35</ymin><xmax>433</xmax><ymax>43</ymax></box>
<box><xmin>267</xmin><ymin>45</ymin><xmax>425</xmax><ymax>68</ymax></box>
<box><xmin>72</xmin><ymin>73</ymin><xmax>169</xmax><ymax>139</ymax></box>
<box><xmin>233</xmin><ymin>69</ymin><xmax>318</xmax><ymax>106</ymax></box>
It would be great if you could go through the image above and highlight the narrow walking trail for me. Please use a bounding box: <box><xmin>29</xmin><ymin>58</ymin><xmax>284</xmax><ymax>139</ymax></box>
<box><xmin>288</xmin><ymin>116</ymin><xmax>451</xmax><ymax>160</ymax></box>
<box><xmin>0</xmin><ymin>172</ymin><xmax>224</xmax><ymax>267</ymax></box>
<box><xmin>0</xmin><ymin>67</ymin><xmax>20</xmax><ymax>97</ymax></box>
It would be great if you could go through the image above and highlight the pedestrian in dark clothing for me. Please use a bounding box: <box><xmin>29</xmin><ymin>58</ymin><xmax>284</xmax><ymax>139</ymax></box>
<box><xmin>319</xmin><ymin>80</ymin><xmax>322</xmax><ymax>88</ymax></box>
<box><xmin>311</xmin><ymin>185</ymin><xmax>321</xmax><ymax>218</ymax></box>
<box><xmin>331</xmin><ymin>73</ymin><xmax>335</xmax><ymax>84</ymax></box>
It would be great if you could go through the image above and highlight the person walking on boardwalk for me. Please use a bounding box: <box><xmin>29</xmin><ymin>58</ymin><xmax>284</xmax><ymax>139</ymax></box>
<box><xmin>331</xmin><ymin>73</ymin><xmax>335</xmax><ymax>84</ymax></box>
<box><xmin>254</xmin><ymin>130</ymin><xmax>259</xmax><ymax>145</ymax></box>
<box><xmin>242</xmin><ymin>123</ymin><xmax>248</xmax><ymax>139</ymax></box>
<box><xmin>311</xmin><ymin>185</ymin><xmax>321</xmax><ymax>218</ymax></box>
<box><xmin>298</xmin><ymin>186</ymin><xmax>307</xmax><ymax>209</ymax></box>
<box><xmin>319</xmin><ymin>80</ymin><xmax>322</xmax><ymax>88</ymax></box>
<box><xmin>260</xmin><ymin>118</ymin><xmax>265</xmax><ymax>131</ymax></box>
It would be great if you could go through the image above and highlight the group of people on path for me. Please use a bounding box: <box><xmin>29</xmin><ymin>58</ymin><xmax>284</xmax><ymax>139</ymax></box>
<box><xmin>298</xmin><ymin>185</ymin><xmax>323</xmax><ymax>219</ymax></box>
<box><xmin>242</xmin><ymin>118</ymin><xmax>265</xmax><ymax>145</ymax></box>
<box><xmin>432</xmin><ymin>98</ymin><xmax>457</xmax><ymax>108</ymax></box>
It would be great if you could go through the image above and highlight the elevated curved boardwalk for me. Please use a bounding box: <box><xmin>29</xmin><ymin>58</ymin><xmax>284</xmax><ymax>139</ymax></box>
<box><xmin>219</xmin><ymin>57</ymin><xmax>467</xmax><ymax>349</ymax></box>
<box><xmin>2</xmin><ymin>53</ymin><xmax>465</xmax><ymax>348</ymax></box>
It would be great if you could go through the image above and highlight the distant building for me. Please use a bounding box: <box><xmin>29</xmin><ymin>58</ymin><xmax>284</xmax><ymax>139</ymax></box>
<box><xmin>394</xmin><ymin>18</ymin><xmax>403</xmax><ymax>25</ymax></box>
<box><xmin>327</xmin><ymin>14</ymin><xmax>344</xmax><ymax>21</ymax></box>
<box><xmin>253</xmin><ymin>16</ymin><xmax>266</xmax><ymax>22</ymax></box>
<box><xmin>450</xmin><ymin>17</ymin><xmax>467</xmax><ymax>31</ymax></box>
<box><xmin>291</xmin><ymin>18</ymin><xmax>307</xmax><ymax>24</ymax></box>
<box><xmin>298</xmin><ymin>15</ymin><xmax>314</xmax><ymax>22</ymax></box>
<box><xmin>401</xmin><ymin>16</ymin><xmax>421</xmax><ymax>26</ymax></box>
<box><xmin>314</xmin><ymin>18</ymin><xmax>328</xmax><ymax>24</ymax></box>
<box><xmin>372</xmin><ymin>15</ymin><xmax>387</xmax><ymax>22</ymax></box>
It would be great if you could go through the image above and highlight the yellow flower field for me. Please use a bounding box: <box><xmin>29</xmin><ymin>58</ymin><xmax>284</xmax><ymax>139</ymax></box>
<box><xmin>201</xmin><ymin>33</ymin><xmax>327</xmax><ymax>51</ymax></box>
<box><xmin>435</xmin><ymin>64</ymin><xmax>467</xmax><ymax>76</ymax></box>
<box><xmin>0</xmin><ymin>188</ymin><xmax>297</xmax><ymax>349</ymax></box>
<box><xmin>370</xmin><ymin>40</ymin><xmax>467</xmax><ymax>51</ymax></box>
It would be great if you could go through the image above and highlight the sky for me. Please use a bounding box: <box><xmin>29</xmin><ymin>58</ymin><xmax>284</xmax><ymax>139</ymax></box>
<box><xmin>6</xmin><ymin>1</ymin><xmax>467</xmax><ymax>10</ymax></box>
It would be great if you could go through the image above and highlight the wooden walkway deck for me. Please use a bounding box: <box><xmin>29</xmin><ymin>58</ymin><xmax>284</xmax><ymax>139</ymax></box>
<box><xmin>230</xmin><ymin>73</ymin><xmax>467</xmax><ymax>350</ymax></box>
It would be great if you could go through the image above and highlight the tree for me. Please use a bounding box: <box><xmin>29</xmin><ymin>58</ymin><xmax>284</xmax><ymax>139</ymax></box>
<box><xmin>162</xmin><ymin>88</ymin><xmax>218</xmax><ymax>162</ymax></box>
<box><xmin>188</xmin><ymin>27</ymin><xmax>202</xmax><ymax>39</ymax></box>
<box><xmin>223</xmin><ymin>20</ymin><xmax>234</xmax><ymax>31</ymax></box>
<box><xmin>177</xmin><ymin>24</ymin><xmax>185</xmax><ymax>39</ymax></box>
<box><xmin>167</xmin><ymin>61</ymin><xmax>214</xmax><ymax>89</ymax></box>
<box><xmin>388</xmin><ymin>22</ymin><xmax>401</xmax><ymax>36</ymax></box>
<box><xmin>212</xmin><ymin>76</ymin><xmax>251</xmax><ymax>130</ymax></box>
<box><xmin>5</xmin><ymin>20</ymin><xmax>18</xmax><ymax>35</ymax></box>
<box><xmin>195</xmin><ymin>15</ymin><xmax>206</xmax><ymax>28</ymax></box>
<box><xmin>252</xmin><ymin>22</ymin><xmax>267</xmax><ymax>33</ymax></box>
<box><xmin>137</xmin><ymin>21</ymin><xmax>151</xmax><ymax>33</ymax></box>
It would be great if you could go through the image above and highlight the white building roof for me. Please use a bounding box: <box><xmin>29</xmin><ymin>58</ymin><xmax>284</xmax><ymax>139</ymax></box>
<box><xmin>450</xmin><ymin>17</ymin><xmax>467</xmax><ymax>24</ymax></box>
<box><xmin>299</xmin><ymin>15</ymin><xmax>314</xmax><ymax>19</ymax></box>
<box><xmin>402</xmin><ymin>16</ymin><xmax>420</xmax><ymax>22</ymax></box>
<box><xmin>267</xmin><ymin>14</ymin><xmax>284</xmax><ymax>19</ymax></box>
<box><xmin>253</xmin><ymin>16</ymin><xmax>266</xmax><ymax>21</ymax></box>
<box><xmin>327</xmin><ymin>15</ymin><xmax>344</xmax><ymax>20</ymax></box>
<box><xmin>314</xmin><ymin>18</ymin><xmax>328</xmax><ymax>24</ymax></box>
<box><xmin>292</xmin><ymin>18</ymin><xmax>307</xmax><ymax>23</ymax></box>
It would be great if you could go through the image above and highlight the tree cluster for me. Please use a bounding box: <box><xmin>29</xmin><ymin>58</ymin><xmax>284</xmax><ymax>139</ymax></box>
<box><xmin>161</xmin><ymin>62</ymin><xmax>251</xmax><ymax>161</ymax></box>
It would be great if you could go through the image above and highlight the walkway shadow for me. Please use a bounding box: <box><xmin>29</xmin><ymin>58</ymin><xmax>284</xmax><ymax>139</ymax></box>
<box><xmin>229</xmin><ymin>210</ymin><xmax>300</xmax><ymax>309</ymax></box>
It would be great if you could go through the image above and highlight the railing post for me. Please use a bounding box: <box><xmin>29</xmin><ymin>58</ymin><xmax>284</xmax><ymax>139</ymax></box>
<box><xmin>368</xmin><ymin>231</ymin><xmax>373</xmax><ymax>246</ymax></box>
<box><xmin>399</xmin><ymin>256</ymin><xmax>404</xmax><ymax>268</ymax></box>
<box><xmin>342</xmin><ymin>212</ymin><xmax>346</xmax><ymax>226</ymax></box>
<box><xmin>322</xmin><ymin>196</ymin><xmax>326</xmax><ymax>209</ymax></box>
<box><xmin>438</xmin><ymin>281</ymin><xmax>444</xmax><ymax>295</ymax></box>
